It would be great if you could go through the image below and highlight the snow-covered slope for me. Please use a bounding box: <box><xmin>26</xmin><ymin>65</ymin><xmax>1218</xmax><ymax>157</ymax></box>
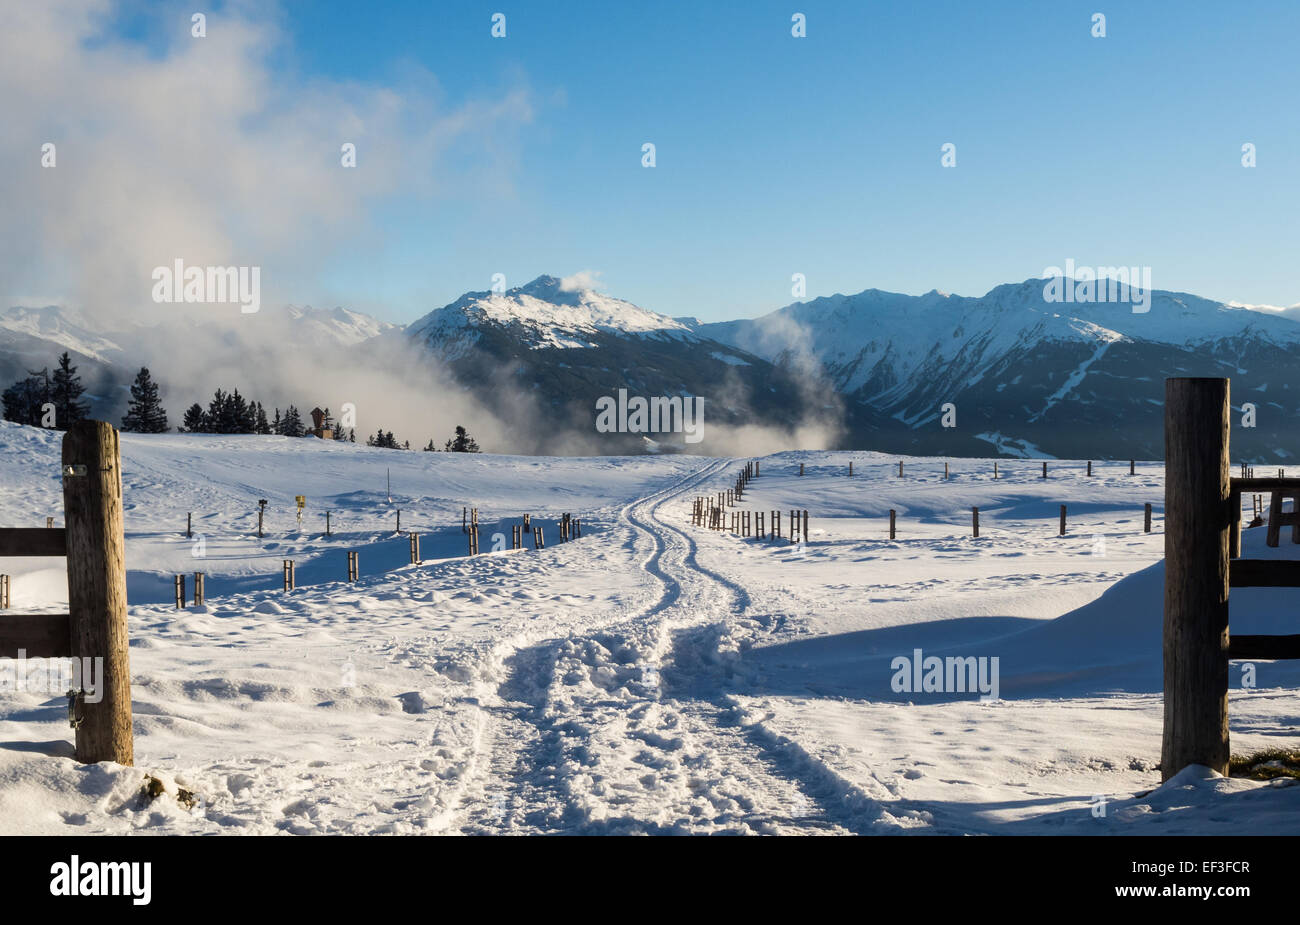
<box><xmin>2</xmin><ymin>425</ymin><xmax>1296</xmax><ymax>834</ymax></box>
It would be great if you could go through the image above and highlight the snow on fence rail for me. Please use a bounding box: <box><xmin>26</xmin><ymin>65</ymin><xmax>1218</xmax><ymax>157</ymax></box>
<box><xmin>1162</xmin><ymin>377</ymin><xmax>1300</xmax><ymax>782</ymax></box>
<box><xmin>0</xmin><ymin>420</ymin><xmax>133</xmax><ymax>765</ymax></box>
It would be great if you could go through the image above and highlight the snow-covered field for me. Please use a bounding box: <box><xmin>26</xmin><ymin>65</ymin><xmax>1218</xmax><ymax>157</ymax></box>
<box><xmin>1</xmin><ymin>420</ymin><xmax>1297</xmax><ymax>835</ymax></box>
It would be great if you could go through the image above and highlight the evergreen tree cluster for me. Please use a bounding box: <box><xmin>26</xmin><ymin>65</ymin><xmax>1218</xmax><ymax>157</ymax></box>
<box><xmin>2</xmin><ymin>352</ymin><xmax>90</xmax><ymax>429</ymax></box>
<box><xmin>181</xmin><ymin>388</ymin><xmax>276</xmax><ymax>434</ymax></box>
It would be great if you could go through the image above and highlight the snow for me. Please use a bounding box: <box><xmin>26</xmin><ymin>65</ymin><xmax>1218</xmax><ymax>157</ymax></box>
<box><xmin>407</xmin><ymin>275</ymin><xmax>698</xmax><ymax>352</ymax></box>
<box><xmin>1</xmin><ymin>424</ymin><xmax>1298</xmax><ymax>834</ymax></box>
<box><xmin>700</xmin><ymin>278</ymin><xmax>1300</xmax><ymax>402</ymax></box>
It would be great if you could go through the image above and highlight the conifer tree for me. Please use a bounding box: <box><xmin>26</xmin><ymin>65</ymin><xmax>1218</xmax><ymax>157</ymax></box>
<box><xmin>121</xmin><ymin>367</ymin><xmax>169</xmax><ymax>432</ymax></box>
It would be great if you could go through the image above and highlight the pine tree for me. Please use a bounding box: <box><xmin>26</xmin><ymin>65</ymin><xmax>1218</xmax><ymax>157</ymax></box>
<box><xmin>121</xmin><ymin>367</ymin><xmax>169</xmax><ymax>432</ymax></box>
<box><xmin>445</xmin><ymin>425</ymin><xmax>481</xmax><ymax>453</ymax></box>
<box><xmin>206</xmin><ymin>388</ymin><xmax>228</xmax><ymax>432</ymax></box>
<box><xmin>229</xmin><ymin>389</ymin><xmax>251</xmax><ymax>433</ymax></box>
<box><xmin>348</xmin><ymin>428</ymin><xmax>355</xmax><ymax>443</ymax></box>
<box><xmin>281</xmin><ymin>405</ymin><xmax>304</xmax><ymax>437</ymax></box>
<box><xmin>255</xmin><ymin>402</ymin><xmax>270</xmax><ymax>435</ymax></box>
<box><xmin>2</xmin><ymin>369</ymin><xmax>51</xmax><ymax>426</ymax></box>
<box><xmin>51</xmin><ymin>352</ymin><xmax>89</xmax><ymax>429</ymax></box>
<box><xmin>272</xmin><ymin>407</ymin><xmax>282</xmax><ymax>435</ymax></box>
<box><xmin>423</xmin><ymin>439</ymin><xmax>436</xmax><ymax>451</ymax></box>
<box><xmin>181</xmin><ymin>403</ymin><xmax>206</xmax><ymax>432</ymax></box>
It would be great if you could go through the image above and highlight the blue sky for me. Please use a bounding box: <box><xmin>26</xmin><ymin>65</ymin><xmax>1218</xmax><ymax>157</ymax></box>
<box><xmin>81</xmin><ymin>0</ymin><xmax>1300</xmax><ymax>323</ymax></box>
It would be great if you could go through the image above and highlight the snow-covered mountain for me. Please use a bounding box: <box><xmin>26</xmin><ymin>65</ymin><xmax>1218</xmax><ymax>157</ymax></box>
<box><xmin>5</xmin><ymin>275</ymin><xmax>1299</xmax><ymax>459</ymax></box>
<box><xmin>404</xmin><ymin>275</ymin><xmax>816</xmax><ymax>451</ymax></box>
<box><xmin>408</xmin><ymin>275</ymin><xmax>698</xmax><ymax>357</ymax></box>
<box><xmin>696</xmin><ymin>279</ymin><xmax>1300</xmax><ymax>459</ymax></box>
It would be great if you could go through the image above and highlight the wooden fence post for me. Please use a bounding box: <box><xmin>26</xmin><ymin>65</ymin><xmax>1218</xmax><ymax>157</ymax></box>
<box><xmin>257</xmin><ymin>507</ymin><xmax>264</xmax><ymax>538</ymax></box>
<box><xmin>898</xmin><ymin>461</ymin><xmax>903</xmax><ymax>478</ymax></box>
<box><xmin>972</xmin><ymin>507</ymin><xmax>980</xmax><ymax>538</ymax></box>
<box><xmin>325</xmin><ymin>511</ymin><xmax>331</xmax><ymax>537</ymax></box>
<box><xmin>1059</xmin><ymin>504</ymin><xmax>1066</xmax><ymax>536</ymax></box>
<box><xmin>799</xmin><ymin>463</ymin><xmax>804</xmax><ymax>476</ymax></box>
<box><xmin>193</xmin><ymin>572</ymin><xmax>204</xmax><ymax>606</ymax></box>
<box><xmin>889</xmin><ymin>509</ymin><xmax>896</xmax><ymax>540</ymax></box>
<box><xmin>174</xmin><ymin>574</ymin><xmax>185</xmax><ymax>609</ymax></box>
<box><xmin>1042</xmin><ymin>461</ymin><xmax>1047</xmax><ymax>479</ymax></box>
<box><xmin>1087</xmin><ymin>461</ymin><xmax>1093</xmax><ymax>477</ymax></box>
<box><xmin>346</xmin><ymin>551</ymin><xmax>358</xmax><ymax>582</ymax></box>
<box><xmin>283</xmin><ymin>559</ymin><xmax>295</xmax><ymax>591</ymax></box>
<box><xmin>993</xmin><ymin>462</ymin><xmax>998</xmax><ymax>480</ymax></box>
<box><xmin>1161</xmin><ymin>377</ymin><xmax>1230</xmax><ymax>780</ymax></box>
<box><xmin>186</xmin><ymin>512</ymin><xmax>192</xmax><ymax>538</ymax></box>
<box><xmin>0</xmin><ymin>574</ymin><xmax>8</xmax><ymax>608</ymax></box>
<box><xmin>944</xmin><ymin>462</ymin><xmax>949</xmax><ymax>480</ymax></box>
<box><xmin>848</xmin><ymin>461</ymin><xmax>853</xmax><ymax>477</ymax></box>
<box><xmin>62</xmin><ymin>420</ymin><xmax>133</xmax><ymax>766</ymax></box>
<box><xmin>1130</xmin><ymin>459</ymin><xmax>1136</xmax><ymax>476</ymax></box>
<box><xmin>1144</xmin><ymin>502</ymin><xmax>1153</xmax><ymax>534</ymax></box>
<box><xmin>396</xmin><ymin>510</ymin><xmax>401</xmax><ymax>533</ymax></box>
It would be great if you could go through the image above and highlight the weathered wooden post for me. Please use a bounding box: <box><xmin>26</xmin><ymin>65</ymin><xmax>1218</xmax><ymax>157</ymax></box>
<box><xmin>283</xmin><ymin>559</ymin><xmax>295</xmax><ymax>590</ymax></box>
<box><xmin>47</xmin><ymin>517</ymin><xmax>54</xmax><ymax>528</ymax></box>
<box><xmin>889</xmin><ymin>509</ymin><xmax>896</xmax><ymax>540</ymax></box>
<box><xmin>0</xmin><ymin>573</ymin><xmax>8</xmax><ymax>608</ymax></box>
<box><xmin>1087</xmin><ymin>461</ymin><xmax>1093</xmax><ymax>477</ymax></box>
<box><xmin>396</xmin><ymin>510</ymin><xmax>401</xmax><ymax>533</ymax></box>
<box><xmin>174</xmin><ymin>574</ymin><xmax>185</xmax><ymax>609</ymax></box>
<box><xmin>898</xmin><ymin>461</ymin><xmax>903</xmax><ymax>478</ymax></box>
<box><xmin>799</xmin><ymin>463</ymin><xmax>804</xmax><ymax>476</ymax></box>
<box><xmin>972</xmin><ymin>507</ymin><xmax>980</xmax><ymax>538</ymax></box>
<box><xmin>944</xmin><ymin>462</ymin><xmax>949</xmax><ymax>480</ymax></box>
<box><xmin>257</xmin><ymin>507</ymin><xmax>264</xmax><ymax>538</ymax></box>
<box><xmin>346</xmin><ymin>551</ymin><xmax>358</xmax><ymax>582</ymax></box>
<box><xmin>409</xmin><ymin>533</ymin><xmax>420</xmax><ymax>564</ymax></box>
<box><xmin>1144</xmin><ymin>503</ymin><xmax>1153</xmax><ymax>534</ymax></box>
<box><xmin>755</xmin><ymin>461</ymin><xmax>760</xmax><ymax>477</ymax></box>
<box><xmin>523</xmin><ymin>513</ymin><xmax>531</xmax><ymax>533</ymax></box>
<box><xmin>1161</xmin><ymin>377</ymin><xmax>1231</xmax><ymax>780</ymax></box>
<box><xmin>993</xmin><ymin>462</ymin><xmax>998</xmax><ymax>480</ymax></box>
<box><xmin>803</xmin><ymin>510</ymin><xmax>809</xmax><ymax>543</ymax></box>
<box><xmin>468</xmin><ymin>526</ymin><xmax>479</xmax><ymax>555</ymax></box>
<box><xmin>194</xmin><ymin>572</ymin><xmax>204</xmax><ymax>606</ymax></box>
<box><xmin>1266</xmin><ymin>492</ymin><xmax>1284</xmax><ymax>548</ymax></box>
<box><xmin>1059</xmin><ymin>505</ymin><xmax>1067</xmax><ymax>536</ymax></box>
<box><xmin>1130</xmin><ymin>459</ymin><xmax>1135</xmax><ymax>476</ymax></box>
<box><xmin>186</xmin><ymin>512</ymin><xmax>192</xmax><ymax>538</ymax></box>
<box><xmin>62</xmin><ymin>420</ymin><xmax>133</xmax><ymax>766</ymax></box>
<box><xmin>1042</xmin><ymin>461</ymin><xmax>1047</xmax><ymax>479</ymax></box>
<box><xmin>462</xmin><ymin>506</ymin><xmax>468</xmax><ymax>533</ymax></box>
<box><xmin>848</xmin><ymin>461</ymin><xmax>853</xmax><ymax>477</ymax></box>
<box><xmin>533</xmin><ymin>526</ymin><xmax>544</xmax><ymax>549</ymax></box>
<box><xmin>325</xmin><ymin>510</ymin><xmax>331</xmax><ymax>537</ymax></box>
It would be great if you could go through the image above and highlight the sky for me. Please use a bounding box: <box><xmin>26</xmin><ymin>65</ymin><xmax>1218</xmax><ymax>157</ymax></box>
<box><xmin>5</xmin><ymin>0</ymin><xmax>1300</xmax><ymax>325</ymax></box>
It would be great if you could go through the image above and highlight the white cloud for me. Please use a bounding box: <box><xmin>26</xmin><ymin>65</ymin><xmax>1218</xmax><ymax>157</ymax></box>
<box><xmin>0</xmin><ymin>0</ymin><xmax>534</xmax><ymax>322</ymax></box>
<box><xmin>559</xmin><ymin>270</ymin><xmax>604</xmax><ymax>292</ymax></box>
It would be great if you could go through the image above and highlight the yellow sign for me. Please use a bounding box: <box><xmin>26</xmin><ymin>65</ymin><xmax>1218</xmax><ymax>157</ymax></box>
<box><xmin>295</xmin><ymin>495</ymin><xmax>306</xmax><ymax>508</ymax></box>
